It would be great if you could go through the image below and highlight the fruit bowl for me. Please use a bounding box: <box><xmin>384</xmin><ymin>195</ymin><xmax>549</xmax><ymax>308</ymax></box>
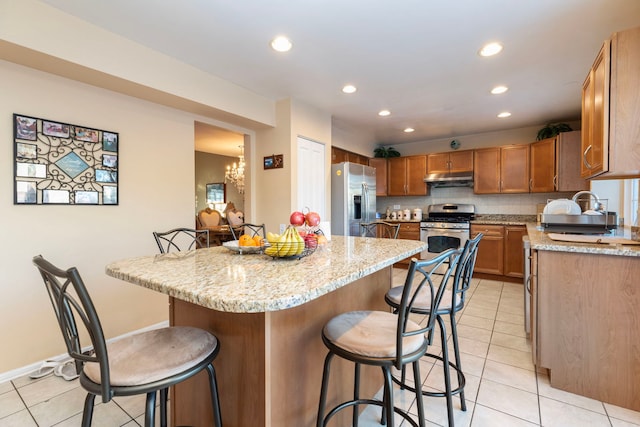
<box><xmin>264</xmin><ymin>226</ymin><xmax>317</xmax><ymax>260</ymax></box>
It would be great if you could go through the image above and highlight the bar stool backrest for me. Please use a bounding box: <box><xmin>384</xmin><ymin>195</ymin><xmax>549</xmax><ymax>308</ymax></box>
<box><xmin>395</xmin><ymin>248</ymin><xmax>461</xmax><ymax>370</ymax></box>
<box><xmin>153</xmin><ymin>227</ymin><xmax>209</xmax><ymax>253</ymax></box>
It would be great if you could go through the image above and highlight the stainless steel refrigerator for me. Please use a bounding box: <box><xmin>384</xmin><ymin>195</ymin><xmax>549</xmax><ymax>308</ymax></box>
<box><xmin>331</xmin><ymin>162</ymin><xmax>377</xmax><ymax>236</ymax></box>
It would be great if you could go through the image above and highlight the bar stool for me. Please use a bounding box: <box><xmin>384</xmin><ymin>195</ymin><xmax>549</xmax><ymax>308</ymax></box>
<box><xmin>360</xmin><ymin>221</ymin><xmax>400</xmax><ymax>239</ymax></box>
<box><xmin>384</xmin><ymin>233</ymin><xmax>483</xmax><ymax>426</ymax></box>
<box><xmin>317</xmin><ymin>249</ymin><xmax>462</xmax><ymax>427</ymax></box>
<box><xmin>32</xmin><ymin>255</ymin><xmax>223</xmax><ymax>427</ymax></box>
<box><xmin>153</xmin><ymin>227</ymin><xmax>209</xmax><ymax>253</ymax></box>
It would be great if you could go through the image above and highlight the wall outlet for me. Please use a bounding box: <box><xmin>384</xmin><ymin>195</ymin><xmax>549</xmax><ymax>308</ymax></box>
<box><xmin>393</xmin><ymin>204</ymin><xmax>401</xmax><ymax>209</ymax></box>
<box><xmin>279</xmin><ymin>224</ymin><xmax>286</xmax><ymax>234</ymax></box>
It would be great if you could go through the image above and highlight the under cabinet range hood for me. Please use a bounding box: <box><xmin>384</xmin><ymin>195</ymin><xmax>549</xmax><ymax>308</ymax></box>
<box><xmin>423</xmin><ymin>171</ymin><xmax>474</xmax><ymax>187</ymax></box>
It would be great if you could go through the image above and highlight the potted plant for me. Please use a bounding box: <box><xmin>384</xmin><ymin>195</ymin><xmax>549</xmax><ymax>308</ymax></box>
<box><xmin>373</xmin><ymin>146</ymin><xmax>401</xmax><ymax>158</ymax></box>
<box><xmin>536</xmin><ymin>123</ymin><xmax>572</xmax><ymax>140</ymax></box>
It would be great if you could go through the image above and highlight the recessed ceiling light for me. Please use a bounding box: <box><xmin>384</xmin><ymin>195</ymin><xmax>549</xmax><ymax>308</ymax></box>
<box><xmin>270</xmin><ymin>36</ymin><xmax>292</xmax><ymax>52</ymax></box>
<box><xmin>491</xmin><ymin>85</ymin><xmax>509</xmax><ymax>94</ymax></box>
<box><xmin>497</xmin><ymin>112</ymin><xmax>512</xmax><ymax>118</ymax></box>
<box><xmin>404</xmin><ymin>127</ymin><xmax>415</xmax><ymax>133</ymax></box>
<box><xmin>479</xmin><ymin>42</ymin><xmax>503</xmax><ymax>57</ymax></box>
<box><xmin>342</xmin><ymin>85</ymin><xmax>357</xmax><ymax>94</ymax></box>
<box><xmin>378</xmin><ymin>110</ymin><xmax>391</xmax><ymax>117</ymax></box>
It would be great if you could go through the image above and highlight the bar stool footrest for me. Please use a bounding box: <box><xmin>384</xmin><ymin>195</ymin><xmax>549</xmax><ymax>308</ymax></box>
<box><xmin>321</xmin><ymin>398</ymin><xmax>420</xmax><ymax>427</ymax></box>
<box><xmin>391</xmin><ymin>351</ymin><xmax>466</xmax><ymax>398</ymax></box>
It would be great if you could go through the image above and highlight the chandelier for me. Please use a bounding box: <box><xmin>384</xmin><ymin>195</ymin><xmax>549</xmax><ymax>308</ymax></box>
<box><xmin>225</xmin><ymin>145</ymin><xmax>245</xmax><ymax>194</ymax></box>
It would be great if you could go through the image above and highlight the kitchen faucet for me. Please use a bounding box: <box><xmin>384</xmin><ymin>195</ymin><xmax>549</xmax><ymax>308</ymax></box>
<box><xmin>572</xmin><ymin>191</ymin><xmax>604</xmax><ymax>212</ymax></box>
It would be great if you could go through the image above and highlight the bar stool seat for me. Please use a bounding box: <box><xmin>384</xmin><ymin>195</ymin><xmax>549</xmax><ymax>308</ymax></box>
<box><xmin>317</xmin><ymin>249</ymin><xmax>462</xmax><ymax>427</ymax></box>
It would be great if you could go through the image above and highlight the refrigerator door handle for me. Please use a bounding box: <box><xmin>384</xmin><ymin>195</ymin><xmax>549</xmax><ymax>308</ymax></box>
<box><xmin>362</xmin><ymin>183</ymin><xmax>368</xmax><ymax>222</ymax></box>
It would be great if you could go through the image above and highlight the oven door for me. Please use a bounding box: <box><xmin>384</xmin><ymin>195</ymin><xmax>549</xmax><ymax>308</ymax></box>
<box><xmin>420</xmin><ymin>227</ymin><xmax>469</xmax><ymax>260</ymax></box>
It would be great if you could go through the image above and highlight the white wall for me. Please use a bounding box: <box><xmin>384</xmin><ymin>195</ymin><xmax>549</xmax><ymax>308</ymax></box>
<box><xmin>0</xmin><ymin>59</ymin><xmax>249</xmax><ymax>373</ymax></box>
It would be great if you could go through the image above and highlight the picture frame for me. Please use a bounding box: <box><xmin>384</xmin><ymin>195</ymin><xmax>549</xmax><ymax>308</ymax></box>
<box><xmin>73</xmin><ymin>126</ymin><xmax>99</xmax><ymax>143</ymax></box>
<box><xmin>15</xmin><ymin>115</ymin><xmax>37</xmax><ymax>141</ymax></box>
<box><xmin>206</xmin><ymin>182</ymin><xmax>226</xmax><ymax>203</ymax></box>
<box><xmin>264</xmin><ymin>154</ymin><xmax>283</xmax><ymax>170</ymax></box>
<box><xmin>13</xmin><ymin>114</ymin><xmax>119</xmax><ymax>206</ymax></box>
<box><xmin>42</xmin><ymin>120</ymin><xmax>70</xmax><ymax>138</ymax></box>
<box><xmin>16</xmin><ymin>142</ymin><xmax>37</xmax><ymax>159</ymax></box>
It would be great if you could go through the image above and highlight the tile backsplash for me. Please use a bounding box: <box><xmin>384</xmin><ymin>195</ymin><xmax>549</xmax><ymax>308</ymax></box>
<box><xmin>378</xmin><ymin>186</ymin><xmax>576</xmax><ymax>215</ymax></box>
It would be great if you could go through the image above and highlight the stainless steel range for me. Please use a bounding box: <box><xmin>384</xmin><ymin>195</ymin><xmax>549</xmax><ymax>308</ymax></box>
<box><xmin>420</xmin><ymin>203</ymin><xmax>475</xmax><ymax>260</ymax></box>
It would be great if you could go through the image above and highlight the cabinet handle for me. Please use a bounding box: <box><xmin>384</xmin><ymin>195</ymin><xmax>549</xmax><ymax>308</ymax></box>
<box><xmin>583</xmin><ymin>145</ymin><xmax>593</xmax><ymax>169</ymax></box>
<box><xmin>553</xmin><ymin>175</ymin><xmax>558</xmax><ymax>191</ymax></box>
<box><xmin>529</xmin><ymin>178</ymin><xmax>533</xmax><ymax>191</ymax></box>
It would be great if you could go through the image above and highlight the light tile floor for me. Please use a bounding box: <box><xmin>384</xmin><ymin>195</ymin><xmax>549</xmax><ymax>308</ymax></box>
<box><xmin>1</xmin><ymin>272</ymin><xmax>640</xmax><ymax>426</ymax></box>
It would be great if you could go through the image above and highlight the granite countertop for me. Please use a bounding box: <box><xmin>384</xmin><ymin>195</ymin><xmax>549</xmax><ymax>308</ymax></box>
<box><xmin>106</xmin><ymin>235</ymin><xmax>427</xmax><ymax>313</ymax></box>
<box><xmin>526</xmin><ymin>224</ymin><xmax>640</xmax><ymax>257</ymax></box>
<box><xmin>472</xmin><ymin>214</ymin><xmax>536</xmax><ymax>226</ymax></box>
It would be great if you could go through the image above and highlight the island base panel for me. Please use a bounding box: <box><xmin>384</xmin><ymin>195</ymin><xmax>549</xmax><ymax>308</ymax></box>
<box><xmin>538</xmin><ymin>251</ymin><xmax>640</xmax><ymax>411</ymax></box>
<box><xmin>170</xmin><ymin>267</ymin><xmax>392</xmax><ymax>427</ymax></box>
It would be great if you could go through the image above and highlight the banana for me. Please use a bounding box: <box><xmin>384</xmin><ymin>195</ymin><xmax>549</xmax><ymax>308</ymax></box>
<box><xmin>266</xmin><ymin>232</ymin><xmax>280</xmax><ymax>244</ymax></box>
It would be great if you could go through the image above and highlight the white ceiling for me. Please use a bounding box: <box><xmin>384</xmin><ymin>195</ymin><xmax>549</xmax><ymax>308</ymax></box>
<box><xmin>41</xmin><ymin>0</ymin><xmax>640</xmax><ymax>155</ymax></box>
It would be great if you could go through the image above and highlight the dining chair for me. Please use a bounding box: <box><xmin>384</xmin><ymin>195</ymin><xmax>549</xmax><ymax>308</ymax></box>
<box><xmin>384</xmin><ymin>233</ymin><xmax>483</xmax><ymax>426</ymax></box>
<box><xmin>360</xmin><ymin>221</ymin><xmax>400</xmax><ymax>239</ymax></box>
<box><xmin>229</xmin><ymin>223</ymin><xmax>266</xmax><ymax>241</ymax></box>
<box><xmin>316</xmin><ymin>249</ymin><xmax>462</xmax><ymax>427</ymax></box>
<box><xmin>153</xmin><ymin>227</ymin><xmax>209</xmax><ymax>253</ymax></box>
<box><xmin>32</xmin><ymin>255</ymin><xmax>222</xmax><ymax>427</ymax></box>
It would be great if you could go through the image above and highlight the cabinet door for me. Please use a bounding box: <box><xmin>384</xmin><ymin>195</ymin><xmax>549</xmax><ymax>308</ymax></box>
<box><xmin>504</xmin><ymin>226</ymin><xmax>526</xmax><ymax>278</ymax></box>
<box><xmin>368</xmin><ymin>158</ymin><xmax>388</xmax><ymax>196</ymax></box>
<box><xmin>474</xmin><ymin>148</ymin><xmax>501</xmax><ymax>194</ymax></box>
<box><xmin>427</xmin><ymin>153</ymin><xmax>450</xmax><ymax>174</ymax></box>
<box><xmin>471</xmin><ymin>225</ymin><xmax>504</xmax><ymax>275</ymax></box>
<box><xmin>396</xmin><ymin>222</ymin><xmax>420</xmax><ymax>266</ymax></box>
<box><xmin>556</xmin><ymin>131</ymin><xmax>588</xmax><ymax>191</ymax></box>
<box><xmin>331</xmin><ymin>147</ymin><xmax>348</xmax><ymax>164</ymax></box>
<box><xmin>387</xmin><ymin>157</ymin><xmax>408</xmax><ymax>196</ymax></box>
<box><xmin>581</xmin><ymin>42</ymin><xmax>610</xmax><ymax>178</ymax></box>
<box><xmin>501</xmin><ymin>145</ymin><xmax>530</xmax><ymax>193</ymax></box>
<box><xmin>405</xmin><ymin>156</ymin><xmax>427</xmax><ymax>196</ymax></box>
<box><xmin>530</xmin><ymin>138</ymin><xmax>556</xmax><ymax>193</ymax></box>
<box><xmin>449</xmin><ymin>150</ymin><xmax>474</xmax><ymax>173</ymax></box>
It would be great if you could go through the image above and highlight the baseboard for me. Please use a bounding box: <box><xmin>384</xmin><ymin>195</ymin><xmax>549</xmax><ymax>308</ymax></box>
<box><xmin>0</xmin><ymin>321</ymin><xmax>169</xmax><ymax>385</ymax></box>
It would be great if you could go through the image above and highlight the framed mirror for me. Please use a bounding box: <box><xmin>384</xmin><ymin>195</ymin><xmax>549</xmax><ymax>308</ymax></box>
<box><xmin>206</xmin><ymin>182</ymin><xmax>226</xmax><ymax>204</ymax></box>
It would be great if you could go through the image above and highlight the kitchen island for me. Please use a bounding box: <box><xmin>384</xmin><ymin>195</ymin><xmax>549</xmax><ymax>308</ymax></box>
<box><xmin>526</xmin><ymin>225</ymin><xmax>640</xmax><ymax>411</ymax></box>
<box><xmin>106</xmin><ymin>235</ymin><xmax>427</xmax><ymax>427</ymax></box>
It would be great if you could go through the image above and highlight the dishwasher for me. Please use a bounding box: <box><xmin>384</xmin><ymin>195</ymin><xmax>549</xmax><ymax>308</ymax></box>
<box><xmin>523</xmin><ymin>236</ymin><xmax>531</xmax><ymax>336</ymax></box>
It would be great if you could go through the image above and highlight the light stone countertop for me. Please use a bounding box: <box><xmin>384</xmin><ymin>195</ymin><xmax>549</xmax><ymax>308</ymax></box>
<box><xmin>526</xmin><ymin>224</ymin><xmax>640</xmax><ymax>257</ymax></box>
<box><xmin>106</xmin><ymin>235</ymin><xmax>427</xmax><ymax>313</ymax></box>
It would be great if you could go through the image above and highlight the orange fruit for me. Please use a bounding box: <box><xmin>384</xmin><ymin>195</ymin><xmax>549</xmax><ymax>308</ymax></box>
<box><xmin>253</xmin><ymin>235</ymin><xmax>265</xmax><ymax>246</ymax></box>
<box><xmin>238</xmin><ymin>234</ymin><xmax>256</xmax><ymax>246</ymax></box>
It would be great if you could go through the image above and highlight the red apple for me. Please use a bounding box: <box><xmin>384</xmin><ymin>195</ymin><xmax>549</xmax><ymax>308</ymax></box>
<box><xmin>290</xmin><ymin>211</ymin><xmax>305</xmax><ymax>226</ymax></box>
<box><xmin>304</xmin><ymin>234</ymin><xmax>318</xmax><ymax>249</ymax></box>
<box><xmin>305</xmin><ymin>211</ymin><xmax>321</xmax><ymax>227</ymax></box>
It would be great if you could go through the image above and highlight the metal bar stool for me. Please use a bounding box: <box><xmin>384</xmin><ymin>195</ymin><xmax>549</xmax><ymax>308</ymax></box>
<box><xmin>360</xmin><ymin>221</ymin><xmax>400</xmax><ymax>239</ymax></box>
<box><xmin>317</xmin><ymin>249</ymin><xmax>462</xmax><ymax>427</ymax></box>
<box><xmin>384</xmin><ymin>233</ymin><xmax>483</xmax><ymax>426</ymax></box>
<box><xmin>153</xmin><ymin>228</ymin><xmax>209</xmax><ymax>253</ymax></box>
<box><xmin>32</xmin><ymin>255</ymin><xmax>223</xmax><ymax>427</ymax></box>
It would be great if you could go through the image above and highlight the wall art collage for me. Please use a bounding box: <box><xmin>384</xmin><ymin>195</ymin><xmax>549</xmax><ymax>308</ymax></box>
<box><xmin>13</xmin><ymin>114</ymin><xmax>119</xmax><ymax>205</ymax></box>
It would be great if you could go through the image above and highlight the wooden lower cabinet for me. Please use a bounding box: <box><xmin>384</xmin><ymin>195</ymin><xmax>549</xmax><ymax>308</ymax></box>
<box><xmin>471</xmin><ymin>224</ymin><xmax>504</xmax><ymax>275</ymax></box>
<box><xmin>471</xmin><ymin>224</ymin><xmax>526</xmax><ymax>279</ymax></box>
<box><xmin>395</xmin><ymin>222</ymin><xmax>421</xmax><ymax>267</ymax></box>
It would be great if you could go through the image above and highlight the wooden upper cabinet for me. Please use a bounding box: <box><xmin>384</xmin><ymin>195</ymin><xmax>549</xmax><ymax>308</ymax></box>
<box><xmin>427</xmin><ymin>150</ymin><xmax>473</xmax><ymax>174</ymax></box>
<box><xmin>501</xmin><ymin>144</ymin><xmax>530</xmax><ymax>193</ymax></box>
<box><xmin>530</xmin><ymin>138</ymin><xmax>556</xmax><ymax>193</ymax></box>
<box><xmin>473</xmin><ymin>148</ymin><xmax>501</xmax><ymax>194</ymax></box>
<box><xmin>388</xmin><ymin>155</ymin><xmax>427</xmax><ymax>196</ymax></box>
<box><xmin>582</xmin><ymin>26</ymin><xmax>640</xmax><ymax>179</ymax></box>
<box><xmin>331</xmin><ymin>147</ymin><xmax>369</xmax><ymax>165</ymax></box>
<box><xmin>531</xmin><ymin>132</ymin><xmax>588</xmax><ymax>193</ymax></box>
<box><xmin>474</xmin><ymin>145</ymin><xmax>529</xmax><ymax>194</ymax></box>
<box><xmin>581</xmin><ymin>42</ymin><xmax>609</xmax><ymax>178</ymax></box>
<box><xmin>368</xmin><ymin>157</ymin><xmax>388</xmax><ymax>196</ymax></box>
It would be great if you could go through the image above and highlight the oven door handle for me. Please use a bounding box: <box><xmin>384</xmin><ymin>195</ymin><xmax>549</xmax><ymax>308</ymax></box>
<box><xmin>422</xmin><ymin>229</ymin><xmax>467</xmax><ymax>233</ymax></box>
